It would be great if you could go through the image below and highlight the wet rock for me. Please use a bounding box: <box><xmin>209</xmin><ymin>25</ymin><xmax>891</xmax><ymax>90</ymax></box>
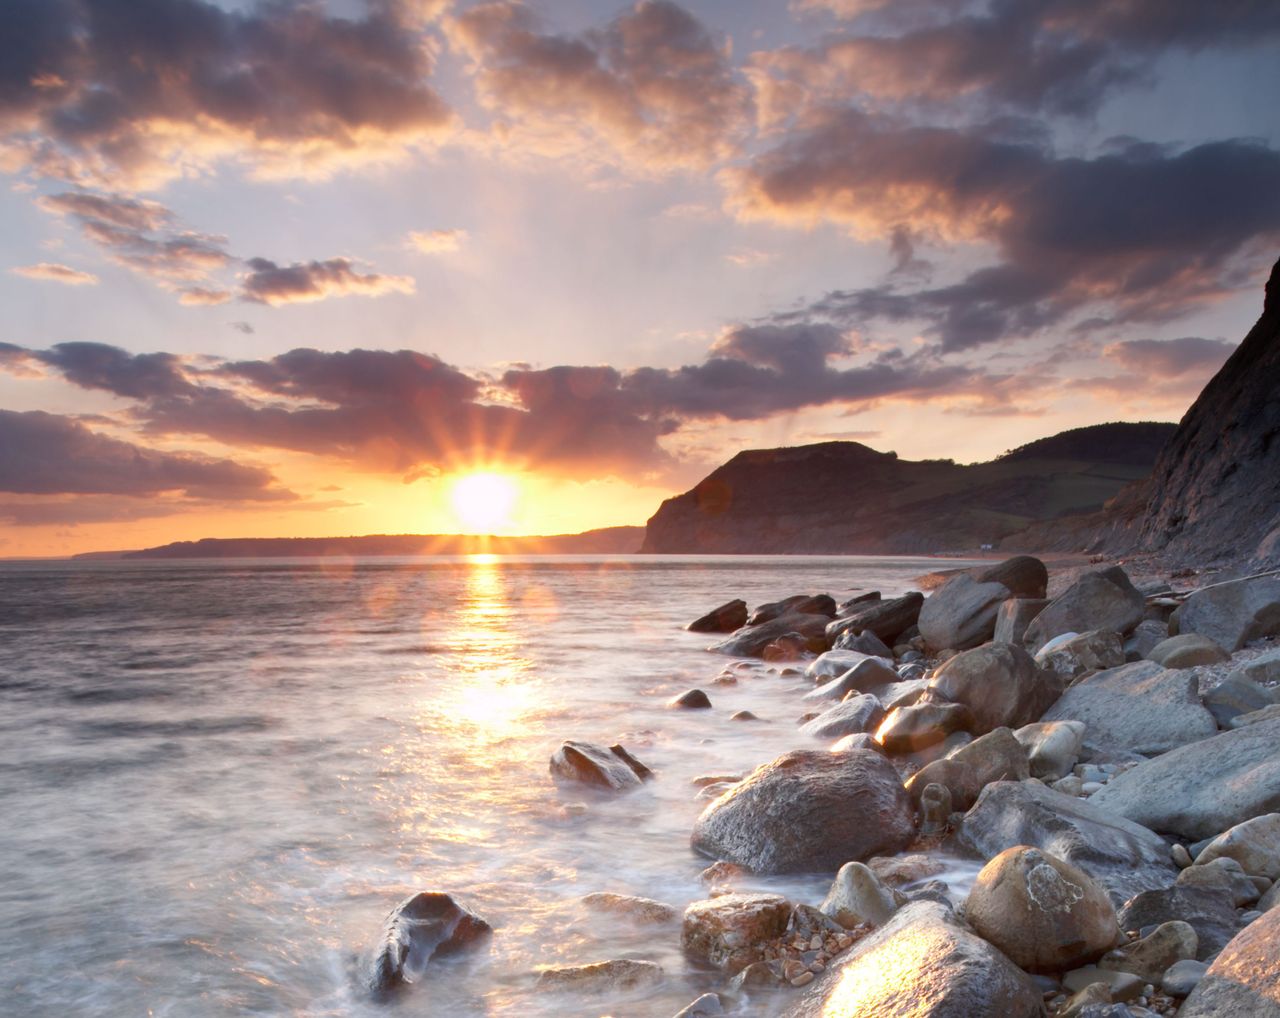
<box><xmin>820</xmin><ymin>861</ymin><xmax>906</xmax><ymax>929</ymax></box>
<box><xmin>1036</xmin><ymin>630</ymin><xmax>1126</xmax><ymax>682</ymax></box>
<box><xmin>875</xmin><ymin>700</ymin><xmax>974</xmax><ymax>753</ymax></box>
<box><xmin>840</xmin><ymin>629</ymin><xmax>894</xmax><ymax>658</ymax></box>
<box><xmin>1117</xmin><ymin>885</ymin><xmax>1241</xmax><ymax>961</ymax></box>
<box><xmin>960</xmin><ymin>780</ymin><xmax>1177</xmax><ymax>905</ymax></box>
<box><xmin>1099</xmin><ymin>920</ymin><xmax>1198</xmax><ymax>982</ymax></box>
<box><xmin>977</xmin><ymin>555</ymin><xmax>1049</xmax><ymax>599</ymax></box>
<box><xmin>1195</xmin><ymin>813</ymin><xmax>1280</xmax><ymax>878</ymax></box>
<box><xmin>550</xmin><ymin>741</ymin><xmax>652</xmax><ymax>791</ymax></box>
<box><xmin>918</xmin><ymin>574</ymin><xmax>1013</xmax><ymax>654</ymax></box>
<box><xmin>804</xmin><ymin>649</ymin><xmax>889</xmax><ymax>683</ymax></box>
<box><xmin>673</xmin><ymin>992</ymin><xmax>724</xmax><ymax>1017</ymax></box>
<box><xmin>535</xmin><ymin>959</ymin><xmax>664</xmax><ymax>994</ymax></box>
<box><xmin>710</xmin><ymin>612</ymin><xmax>831</xmax><ymax>658</ymax></box>
<box><xmin>1040</xmin><ymin>661</ymin><xmax>1216</xmax><ymax>757</ymax></box>
<box><xmin>780</xmin><ymin>900</ymin><xmax>1043</xmax><ymax>1018</ymax></box>
<box><xmin>1177</xmin><ymin>904</ymin><xmax>1280</xmax><ymax>1016</ymax></box>
<box><xmin>688</xmin><ymin>599</ymin><xmax>748</xmax><ymax>634</ymax></box>
<box><xmin>996</xmin><ymin>597</ymin><xmax>1051</xmax><ymax>645</ymax></box>
<box><xmin>691</xmin><ymin>749</ymin><xmax>914</xmax><ymax>875</ymax></box>
<box><xmin>1146</xmin><ymin>633</ymin><xmax>1230</xmax><ymax>668</ymax></box>
<box><xmin>800</xmin><ymin>693</ymin><xmax>884</xmax><ymax>739</ymax></box>
<box><xmin>670</xmin><ymin>688</ymin><xmax>712</xmax><ymax>709</ymax></box>
<box><xmin>730</xmin><ymin>710</ymin><xmax>760</xmax><ymax>722</ymax></box>
<box><xmin>1162</xmin><ymin>958</ymin><xmax>1209</xmax><ymax>997</ymax></box>
<box><xmin>964</xmin><ymin>846</ymin><xmax>1118</xmax><ymax>973</ymax></box>
<box><xmin>1203</xmin><ymin>673</ymin><xmax>1278</xmax><ymax>727</ymax></box>
<box><xmin>1088</xmin><ymin>717</ymin><xmax>1280</xmax><ymax>840</ymax></box>
<box><xmin>803</xmin><ymin>657</ymin><xmax>898</xmax><ymax>701</ymax></box>
<box><xmin>748</xmin><ymin>594</ymin><xmax>836</xmax><ymax>626</ymax></box>
<box><xmin>1024</xmin><ymin>567</ymin><xmax>1146</xmax><ymax>652</ymax></box>
<box><xmin>681</xmin><ymin>893</ymin><xmax>791</xmax><ymax>972</ymax></box>
<box><xmin>369</xmin><ymin>892</ymin><xmax>492</xmax><ymax>994</ymax></box>
<box><xmin>581</xmin><ymin>892</ymin><xmax>678</xmax><ymax>924</ymax></box>
<box><xmin>825</xmin><ymin>592</ymin><xmax>924</xmax><ymax>647</ymax></box>
<box><xmin>928</xmin><ymin>642</ymin><xmax>1059</xmax><ymax>735</ymax></box>
<box><xmin>763</xmin><ymin>634</ymin><xmax>814</xmax><ymax>661</ymax></box>
<box><xmin>868</xmin><ymin>853</ymin><xmax>949</xmax><ymax>888</ymax></box>
<box><xmin>1171</xmin><ymin>575</ymin><xmax>1280</xmax><ymax>652</ymax></box>
<box><xmin>1015</xmin><ymin>720</ymin><xmax>1086</xmax><ymax>781</ymax></box>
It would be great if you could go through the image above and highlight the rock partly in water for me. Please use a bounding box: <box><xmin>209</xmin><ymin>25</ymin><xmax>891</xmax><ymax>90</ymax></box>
<box><xmin>1146</xmin><ymin>633</ymin><xmax>1230</xmax><ymax>668</ymax></box>
<box><xmin>917</xmin><ymin>574</ymin><xmax>1012</xmax><ymax>654</ymax></box>
<box><xmin>804</xmin><ymin>649</ymin><xmax>891</xmax><ymax>683</ymax></box>
<box><xmin>1024</xmin><ymin>567</ymin><xmax>1145</xmax><ymax>652</ymax></box>
<box><xmin>960</xmin><ymin>780</ymin><xmax>1177</xmax><ymax>905</ymax></box>
<box><xmin>963</xmin><ymin>846</ymin><xmax>1118</xmax><ymax>973</ymax></box>
<box><xmin>824</xmin><ymin>592</ymin><xmax>924</xmax><ymax>647</ymax></box>
<box><xmin>928</xmin><ymin>642</ymin><xmax>1059</xmax><ymax>735</ymax></box>
<box><xmin>1040</xmin><ymin>660</ymin><xmax>1217</xmax><ymax>757</ymax></box>
<box><xmin>1178</xmin><ymin>904</ymin><xmax>1280</xmax><ymax>1016</ymax></box>
<box><xmin>1098</xmin><ymin>920</ymin><xmax>1198</xmax><ymax>983</ymax></box>
<box><xmin>819</xmin><ymin>861</ymin><xmax>907</xmax><ymax>929</ymax></box>
<box><xmin>1171</xmin><ymin>576</ymin><xmax>1280</xmax><ymax>652</ymax></box>
<box><xmin>369</xmin><ymin>892</ymin><xmax>492</xmax><ymax>994</ymax></box>
<box><xmin>748</xmin><ymin>594</ymin><xmax>836</xmax><ymax>626</ymax></box>
<box><xmin>803</xmin><ymin>657</ymin><xmax>898</xmax><ymax>701</ymax></box>
<box><xmin>535</xmin><ymin>959</ymin><xmax>664</xmax><ymax>995</ymax></box>
<box><xmin>581</xmin><ymin>892</ymin><xmax>678</xmax><ymax>924</ymax></box>
<box><xmin>1194</xmin><ymin>813</ymin><xmax>1280</xmax><ymax>878</ymax></box>
<box><xmin>1088</xmin><ymin>717</ymin><xmax>1280</xmax><ymax>840</ymax></box>
<box><xmin>550</xmin><ymin>741</ymin><xmax>652</xmax><ymax>790</ymax></box>
<box><xmin>780</xmin><ymin>900</ymin><xmax>1043</xmax><ymax>1018</ymax></box>
<box><xmin>681</xmin><ymin>893</ymin><xmax>791</xmax><ymax>973</ymax></box>
<box><xmin>669</xmin><ymin>688</ymin><xmax>712</xmax><ymax>709</ymax></box>
<box><xmin>1036</xmin><ymin>630</ymin><xmax>1126</xmax><ymax>682</ymax></box>
<box><xmin>710</xmin><ymin>611</ymin><xmax>831</xmax><ymax>657</ymax></box>
<box><xmin>673</xmin><ymin>992</ymin><xmax>725</xmax><ymax>1017</ymax></box>
<box><xmin>691</xmin><ymin>749</ymin><xmax>915</xmax><ymax>875</ymax></box>
<box><xmin>688</xmin><ymin>599</ymin><xmax>748</xmax><ymax>633</ymax></box>
<box><xmin>1117</xmin><ymin>885</ymin><xmax>1241</xmax><ymax>961</ymax></box>
<box><xmin>799</xmin><ymin>693</ymin><xmax>885</xmax><ymax>739</ymax></box>
<box><xmin>1015</xmin><ymin>720</ymin><xmax>1087</xmax><ymax>781</ymax></box>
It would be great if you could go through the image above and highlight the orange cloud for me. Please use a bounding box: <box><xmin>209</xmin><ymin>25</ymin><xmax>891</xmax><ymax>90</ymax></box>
<box><xmin>239</xmin><ymin>258</ymin><xmax>416</xmax><ymax>306</ymax></box>
<box><xmin>10</xmin><ymin>262</ymin><xmax>98</xmax><ymax>285</ymax></box>
<box><xmin>406</xmin><ymin>228</ymin><xmax>469</xmax><ymax>254</ymax></box>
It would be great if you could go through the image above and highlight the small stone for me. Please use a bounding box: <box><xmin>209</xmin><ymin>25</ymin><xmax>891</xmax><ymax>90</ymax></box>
<box><xmin>1054</xmin><ymin>775</ymin><xmax>1086</xmax><ymax>796</ymax></box>
<box><xmin>1160</xmin><ymin>958</ymin><xmax>1208</xmax><ymax>997</ymax></box>
<box><xmin>670</xmin><ymin>688</ymin><xmax>712</xmax><ymax>709</ymax></box>
<box><xmin>783</xmin><ymin>959</ymin><xmax>807</xmax><ymax>981</ymax></box>
<box><xmin>790</xmin><ymin>971</ymin><xmax>815</xmax><ymax>987</ymax></box>
<box><xmin>809</xmin><ymin>934</ymin><xmax>823</xmax><ymax>950</ymax></box>
<box><xmin>1083</xmin><ymin>781</ymin><xmax>1105</xmax><ymax>795</ymax></box>
<box><xmin>730</xmin><ymin>710</ymin><xmax>760</xmax><ymax>721</ymax></box>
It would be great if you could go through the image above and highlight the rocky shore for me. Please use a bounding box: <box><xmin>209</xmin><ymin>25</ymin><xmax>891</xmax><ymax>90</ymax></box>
<box><xmin>366</xmin><ymin>555</ymin><xmax>1280</xmax><ymax>1017</ymax></box>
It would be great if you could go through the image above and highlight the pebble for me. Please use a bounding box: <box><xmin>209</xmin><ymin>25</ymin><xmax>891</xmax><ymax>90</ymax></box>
<box><xmin>1161</xmin><ymin>958</ymin><xmax>1208</xmax><ymax>997</ymax></box>
<box><xmin>730</xmin><ymin>710</ymin><xmax>761</xmax><ymax>721</ymax></box>
<box><xmin>1081</xmin><ymin>781</ymin><xmax>1105</xmax><ymax>795</ymax></box>
<box><xmin>1053</xmin><ymin>775</ymin><xmax>1085</xmax><ymax>796</ymax></box>
<box><xmin>790</xmin><ymin>971</ymin><xmax>814</xmax><ymax>987</ymax></box>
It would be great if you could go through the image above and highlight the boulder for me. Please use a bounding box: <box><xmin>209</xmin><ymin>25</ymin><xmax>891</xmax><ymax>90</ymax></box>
<box><xmin>1024</xmin><ymin>567</ymin><xmax>1145</xmax><ymax>652</ymax></box>
<box><xmin>928</xmin><ymin>642</ymin><xmax>1059</xmax><ymax>735</ymax></box>
<box><xmin>1124</xmin><ymin>619</ymin><xmax>1169</xmax><ymax>662</ymax></box>
<box><xmin>691</xmin><ymin>749</ymin><xmax>915</xmax><ymax>874</ymax></box>
<box><xmin>681</xmin><ymin>893</ymin><xmax>791</xmax><ymax>972</ymax></box>
<box><xmin>875</xmin><ymin>700</ymin><xmax>974</xmax><ymax>753</ymax></box>
<box><xmin>780</xmin><ymin>900</ymin><xmax>1043</xmax><ymax>1018</ymax></box>
<box><xmin>960</xmin><ymin>780</ymin><xmax>1178</xmax><ymax>905</ymax></box>
<box><xmin>1178</xmin><ymin>905</ymin><xmax>1280</xmax><ymax>1016</ymax></box>
<box><xmin>748</xmin><ymin>594</ymin><xmax>836</xmax><ymax>626</ymax></box>
<box><xmin>995</xmin><ymin>597</ymin><xmax>1051</xmax><ymax>645</ymax></box>
<box><xmin>1117</xmin><ymin>885</ymin><xmax>1241</xmax><ymax>961</ymax></box>
<box><xmin>669</xmin><ymin>689</ymin><xmax>712</xmax><ymax>709</ymax></box>
<box><xmin>1147</xmin><ymin>633</ymin><xmax>1230</xmax><ymax>668</ymax></box>
<box><xmin>819</xmin><ymin>861</ymin><xmax>906</xmax><ymax>929</ymax></box>
<box><xmin>841</xmin><ymin>630</ymin><xmax>894</xmax><ymax>658</ymax></box>
<box><xmin>1162</xmin><ymin>958</ymin><xmax>1209</xmax><ymax>998</ymax></box>
<box><xmin>369</xmin><ymin>892</ymin><xmax>492</xmax><ymax>993</ymax></box>
<box><xmin>550</xmin><ymin>741</ymin><xmax>652</xmax><ymax>790</ymax></box>
<box><xmin>976</xmin><ymin>555</ymin><xmax>1049</xmax><ymax>599</ymax></box>
<box><xmin>905</xmin><ymin>728</ymin><xmax>1029</xmax><ymax>810</ymax></box>
<box><xmin>804</xmin><ymin>650</ymin><xmax>888</xmax><ymax>683</ymax></box>
<box><xmin>1015</xmin><ymin>720</ymin><xmax>1087</xmax><ymax>781</ymax></box>
<box><xmin>837</xmin><ymin>591</ymin><xmax>881</xmax><ymax>614</ymax></box>
<box><xmin>1098</xmin><ymin>920</ymin><xmax>1198</xmax><ymax>982</ymax></box>
<box><xmin>824</xmin><ymin>592</ymin><xmax>924</xmax><ymax>646</ymax></box>
<box><xmin>1040</xmin><ymin>660</ymin><xmax>1217</xmax><ymax>757</ymax></box>
<box><xmin>535</xmin><ymin>959</ymin><xmax>664</xmax><ymax>994</ymax></box>
<box><xmin>803</xmin><ymin>657</ymin><xmax>898</xmax><ymax>701</ymax></box>
<box><xmin>917</xmin><ymin>574</ymin><xmax>1012</xmax><ymax>653</ymax></box>
<box><xmin>710</xmin><ymin>611</ymin><xmax>831</xmax><ymax>657</ymax></box>
<box><xmin>1231</xmin><ymin>647</ymin><xmax>1280</xmax><ymax>685</ymax></box>
<box><xmin>1171</xmin><ymin>576</ymin><xmax>1280</xmax><ymax>652</ymax></box>
<box><xmin>1088</xmin><ymin>717</ymin><xmax>1280</xmax><ymax>840</ymax></box>
<box><xmin>1036</xmin><ymin>630</ymin><xmax>1126</xmax><ymax>682</ymax></box>
<box><xmin>963</xmin><ymin>846</ymin><xmax>1119</xmax><ymax>973</ymax></box>
<box><xmin>1195</xmin><ymin>813</ymin><xmax>1280</xmax><ymax>878</ymax></box>
<box><xmin>1203</xmin><ymin>673</ymin><xmax>1278</xmax><ymax>727</ymax></box>
<box><xmin>800</xmin><ymin>694</ymin><xmax>885</xmax><ymax>739</ymax></box>
<box><xmin>1176</xmin><ymin>856</ymin><xmax>1259</xmax><ymax>906</ymax></box>
<box><xmin>688</xmin><ymin>599</ymin><xmax>748</xmax><ymax>633</ymax></box>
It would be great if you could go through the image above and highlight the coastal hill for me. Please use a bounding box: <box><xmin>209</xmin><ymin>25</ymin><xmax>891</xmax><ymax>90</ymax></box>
<box><xmin>91</xmin><ymin>526</ymin><xmax>645</xmax><ymax>560</ymax></box>
<box><xmin>640</xmin><ymin>423</ymin><xmax>1175</xmax><ymax>555</ymax></box>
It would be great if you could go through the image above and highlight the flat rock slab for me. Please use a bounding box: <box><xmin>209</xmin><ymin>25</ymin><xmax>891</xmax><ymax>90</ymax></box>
<box><xmin>1178</xmin><ymin>905</ymin><xmax>1280</xmax><ymax>1017</ymax></box>
<box><xmin>1088</xmin><ymin>717</ymin><xmax>1280</xmax><ymax>840</ymax></box>
<box><xmin>780</xmin><ymin>900</ymin><xmax>1043</xmax><ymax>1018</ymax></box>
<box><xmin>535</xmin><ymin>959</ymin><xmax>664</xmax><ymax>995</ymax></box>
<box><xmin>1040</xmin><ymin>660</ymin><xmax>1216</xmax><ymax>757</ymax></box>
<box><xmin>960</xmin><ymin>780</ymin><xmax>1177</xmax><ymax>906</ymax></box>
<box><xmin>691</xmin><ymin>749</ymin><xmax>914</xmax><ymax>875</ymax></box>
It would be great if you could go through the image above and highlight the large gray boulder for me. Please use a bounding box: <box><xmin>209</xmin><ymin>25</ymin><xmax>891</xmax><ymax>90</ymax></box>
<box><xmin>1088</xmin><ymin>717</ymin><xmax>1280</xmax><ymax>840</ymax></box>
<box><xmin>1014</xmin><ymin>720</ymin><xmax>1086</xmax><ymax>781</ymax></box>
<box><xmin>691</xmin><ymin>749</ymin><xmax>914</xmax><ymax>875</ymax></box>
<box><xmin>1178</xmin><ymin>905</ymin><xmax>1280</xmax><ymax>1017</ymax></box>
<box><xmin>928</xmin><ymin>643</ymin><xmax>1059</xmax><ymax>735</ymax></box>
<box><xmin>1171</xmin><ymin>575</ymin><xmax>1280</xmax><ymax>651</ymax></box>
<box><xmin>1040</xmin><ymin>660</ymin><xmax>1217</xmax><ymax>757</ymax></box>
<box><xmin>960</xmin><ymin>780</ymin><xmax>1177</xmax><ymax>905</ymax></box>
<box><xmin>1024</xmin><ymin>567</ymin><xmax>1145</xmax><ymax>652</ymax></box>
<box><xmin>918</xmin><ymin>574</ymin><xmax>1011</xmax><ymax>653</ymax></box>
<box><xmin>780</xmin><ymin>900</ymin><xmax>1043</xmax><ymax>1018</ymax></box>
<box><xmin>824</xmin><ymin>592</ymin><xmax>923</xmax><ymax>646</ymax></box>
<box><xmin>748</xmin><ymin>594</ymin><xmax>835</xmax><ymax>626</ymax></box>
<box><xmin>1195</xmin><ymin>813</ymin><xmax>1280</xmax><ymax>878</ymax></box>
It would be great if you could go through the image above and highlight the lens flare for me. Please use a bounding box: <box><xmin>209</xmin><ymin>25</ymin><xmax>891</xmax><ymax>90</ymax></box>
<box><xmin>449</xmin><ymin>472</ymin><xmax>518</xmax><ymax>533</ymax></box>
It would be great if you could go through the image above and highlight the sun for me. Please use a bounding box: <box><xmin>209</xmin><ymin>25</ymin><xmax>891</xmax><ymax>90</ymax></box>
<box><xmin>448</xmin><ymin>472</ymin><xmax>519</xmax><ymax>533</ymax></box>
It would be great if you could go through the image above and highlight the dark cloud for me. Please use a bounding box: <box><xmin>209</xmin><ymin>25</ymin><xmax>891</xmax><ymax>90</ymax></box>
<box><xmin>239</xmin><ymin>257</ymin><xmax>414</xmax><ymax>305</ymax></box>
<box><xmin>1</xmin><ymin>0</ymin><xmax>452</xmax><ymax>186</ymax></box>
<box><xmin>0</xmin><ymin>409</ymin><xmax>294</xmax><ymax>500</ymax></box>
<box><xmin>33</xmin><ymin>342</ymin><xmax>196</xmax><ymax>400</ymax></box>
<box><xmin>449</xmin><ymin>0</ymin><xmax>750</xmax><ymax>168</ymax></box>
<box><xmin>735</xmin><ymin>113</ymin><xmax>1280</xmax><ymax>348</ymax></box>
<box><xmin>1104</xmin><ymin>336</ymin><xmax>1238</xmax><ymax>376</ymax></box>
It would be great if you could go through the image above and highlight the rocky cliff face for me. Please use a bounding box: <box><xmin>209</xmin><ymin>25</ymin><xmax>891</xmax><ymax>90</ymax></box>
<box><xmin>1132</xmin><ymin>257</ymin><xmax>1280</xmax><ymax>569</ymax></box>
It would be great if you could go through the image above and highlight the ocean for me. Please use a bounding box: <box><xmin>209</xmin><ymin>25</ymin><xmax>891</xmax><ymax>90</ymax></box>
<box><xmin>0</xmin><ymin>554</ymin><xmax>981</xmax><ymax>1017</ymax></box>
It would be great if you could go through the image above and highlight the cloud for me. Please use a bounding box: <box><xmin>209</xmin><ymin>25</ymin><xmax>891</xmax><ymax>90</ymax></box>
<box><xmin>0</xmin><ymin>409</ymin><xmax>294</xmax><ymax>501</ymax></box>
<box><xmin>229</xmin><ymin>321</ymin><xmax>255</xmax><ymax>334</ymax></box>
<box><xmin>10</xmin><ymin>262</ymin><xmax>98</xmax><ymax>285</ymax></box>
<box><xmin>0</xmin><ymin>0</ymin><xmax>453</xmax><ymax>188</ymax></box>
<box><xmin>239</xmin><ymin>257</ymin><xmax>415</xmax><ymax>305</ymax></box>
<box><xmin>1103</xmin><ymin>336</ymin><xmax>1238</xmax><ymax>376</ymax></box>
<box><xmin>406</xmin><ymin>228</ymin><xmax>468</xmax><ymax>254</ymax></box>
<box><xmin>32</xmin><ymin>342</ymin><xmax>196</xmax><ymax>399</ymax></box>
<box><xmin>732</xmin><ymin>113</ymin><xmax>1280</xmax><ymax>348</ymax></box>
<box><xmin>448</xmin><ymin>0</ymin><xmax>751</xmax><ymax>170</ymax></box>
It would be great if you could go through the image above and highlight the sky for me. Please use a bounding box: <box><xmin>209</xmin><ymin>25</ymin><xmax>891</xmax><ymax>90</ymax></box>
<box><xmin>1</xmin><ymin>0</ymin><xmax>1279</xmax><ymax>556</ymax></box>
